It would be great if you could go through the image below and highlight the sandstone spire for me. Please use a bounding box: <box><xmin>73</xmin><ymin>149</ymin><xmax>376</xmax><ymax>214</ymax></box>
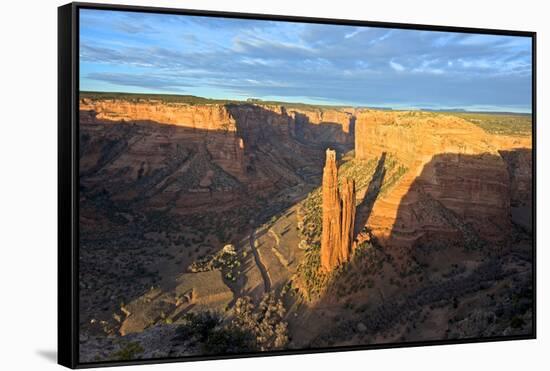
<box><xmin>340</xmin><ymin>178</ymin><xmax>356</xmax><ymax>263</ymax></box>
<box><xmin>320</xmin><ymin>149</ymin><xmax>357</xmax><ymax>272</ymax></box>
<box><xmin>321</xmin><ymin>149</ymin><xmax>341</xmax><ymax>271</ymax></box>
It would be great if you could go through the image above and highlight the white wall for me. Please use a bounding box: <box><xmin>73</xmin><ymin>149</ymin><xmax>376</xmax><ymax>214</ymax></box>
<box><xmin>0</xmin><ymin>0</ymin><xmax>546</xmax><ymax>369</ymax></box>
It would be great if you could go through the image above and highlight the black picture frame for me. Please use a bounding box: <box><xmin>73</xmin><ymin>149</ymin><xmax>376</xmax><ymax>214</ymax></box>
<box><xmin>58</xmin><ymin>2</ymin><xmax>537</xmax><ymax>368</ymax></box>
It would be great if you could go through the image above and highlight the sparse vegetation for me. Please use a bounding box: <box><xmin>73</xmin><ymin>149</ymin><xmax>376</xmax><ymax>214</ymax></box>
<box><xmin>110</xmin><ymin>341</ymin><xmax>144</xmax><ymax>361</ymax></box>
<box><xmin>295</xmin><ymin>248</ymin><xmax>330</xmax><ymax>300</ymax></box>
<box><xmin>189</xmin><ymin>244</ymin><xmax>242</xmax><ymax>282</ymax></box>
<box><xmin>295</xmin><ymin>153</ymin><xmax>407</xmax><ymax>301</ymax></box>
<box><xmin>298</xmin><ymin>155</ymin><xmax>407</xmax><ymax>252</ymax></box>
<box><xmin>81</xmin><ymin>91</ymin><xmax>351</xmax><ymax>110</ymax></box>
<box><xmin>449</xmin><ymin>112</ymin><xmax>532</xmax><ymax>136</ymax></box>
<box><xmin>171</xmin><ymin>295</ymin><xmax>289</xmax><ymax>354</ymax></box>
<box><xmin>299</xmin><ymin>191</ymin><xmax>322</xmax><ymax>248</ymax></box>
<box><xmin>172</xmin><ymin>311</ymin><xmax>255</xmax><ymax>354</ymax></box>
<box><xmin>79</xmin><ymin>94</ymin><xmax>533</xmax><ymax>361</ymax></box>
<box><xmin>233</xmin><ymin>294</ymin><xmax>289</xmax><ymax>350</ymax></box>
<box><xmin>81</xmin><ymin>91</ymin><xmax>236</xmax><ymax>105</ymax></box>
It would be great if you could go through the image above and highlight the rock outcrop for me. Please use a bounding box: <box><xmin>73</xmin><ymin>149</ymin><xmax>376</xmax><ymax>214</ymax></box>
<box><xmin>290</xmin><ymin>108</ymin><xmax>354</xmax><ymax>144</ymax></box>
<box><xmin>340</xmin><ymin>178</ymin><xmax>356</xmax><ymax>263</ymax></box>
<box><xmin>388</xmin><ymin>152</ymin><xmax>512</xmax><ymax>248</ymax></box>
<box><xmin>79</xmin><ymin>99</ymin><xmax>356</xmax><ymax>186</ymax></box>
<box><xmin>81</xmin><ymin>99</ymin><xmax>355</xmax><ymax>147</ymax></box>
<box><xmin>499</xmin><ymin>148</ymin><xmax>533</xmax><ymax>208</ymax></box>
<box><xmin>320</xmin><ymin>149</ymin><xmax>356</xmax><ymax>271</ymax></box>
<box><xmin>79</xmin><ymin>98</ymin><xmax>355</xmax><ymax>217</ymax></box>
<box><xmin>80</xmin><ymin>98</ymin><xmax>238</xmax><ymax>131</ymax></box>
<box><xmin>353</xmin><ymin>111</ymin><xmax>532</xmax><ymax>249</ymax></box>
<box><xmin>80</xmin><ymin>99</ymin><xmax>248</xmax><ymax>180</ymax></box>
<box><xmin>119</xmin><ymin>270</ymin><xmax>233</xmax><ymax>336</ymax></box>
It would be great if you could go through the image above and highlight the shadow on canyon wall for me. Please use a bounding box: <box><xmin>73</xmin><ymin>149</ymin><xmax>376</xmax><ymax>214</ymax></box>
<box><xmin>305</xmin><ymin>148</ymin><xmax>533</xmax><ymax>349</ymax></box>
<box><xmin>78</xmin><ymin>106</ymin><xmax>355</xmax><ymax>330</ymax></box>
<box><xmin>354</xmin><ymin>152</ymin><xmax>386</xmax><ymax>238</ymax></box>
<box><xmin>79</xmin><ymin>105</ymin><xmax>534</xmax><ymax>350</ymax></box>
<box><xmin>226</xmin><ymin>103</ymin><xmax>354</xmax><ymax>153</ymax></box>
<box><xmin>499</xmin><ymin>148</ymin><xmax>533</xmax><ymax>232</ymax></box>
<box><xmin>292</xmin><ymin>111</ymin><xmax>355</xmax><ymax>149</ymax></box>
<box><xmin>498</xmin><ymin>148</ymin><xmax>533</xmax><ymax>208</ymax></box>
<box><xmin>385</xmin><ymin>149</ymin><xmax>532</xmax><ymax>250</ymax></box>
<box><xmin>81</xmin><ymin>104</ymin><xmax>356</xmax><ymax>234</ymax></box>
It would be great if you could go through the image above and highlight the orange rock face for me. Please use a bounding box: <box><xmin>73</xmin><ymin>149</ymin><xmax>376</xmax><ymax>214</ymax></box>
<box><xmin>80</xmin><ymin>100</ymin><xmax>355</xmax><ymax>179</ymax></box>
<box><xmin>354</xmin><ymin>111</ymin><xmax>532</xmax><ymax>249</ymax></box>
<box><xmin>80</xmin><ymin>99</ymin><xmax>248</xmax><ymax>180</ymax></box>
<box><xmin>340</xmin><ymin>178</ymin><xmax>356</xmax><ymax>263</ymax></box>
<box><xmin>80</xmin><ymin>98</ymin><xmax>238</xmax><ymax>131</ymax></box>
<box><xmin>320</xmin><ymin>149</ymin><xmax>356</xmax><ymax>271</ymax></box>
<box><xmin>79</xmin><ymin>99</ymin><xmax>354</xmax><ymax>217</ymax></box>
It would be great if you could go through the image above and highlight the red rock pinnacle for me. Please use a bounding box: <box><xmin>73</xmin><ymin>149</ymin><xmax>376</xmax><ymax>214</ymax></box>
<box><xmin>320</xmin><ymin>149</ymin><xmax>356</xmax><ymax>272</ymax></box>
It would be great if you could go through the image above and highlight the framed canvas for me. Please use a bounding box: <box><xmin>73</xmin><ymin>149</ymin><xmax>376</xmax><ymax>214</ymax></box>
<box><xmin>58</xmin><ymin>2</ymin><xmax>536</xmax><ymax>368</ymax></box>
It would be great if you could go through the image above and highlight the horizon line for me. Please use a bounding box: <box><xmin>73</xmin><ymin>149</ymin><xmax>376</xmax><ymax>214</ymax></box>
<box><xmin>79</xmin><ymin>90</ymin><xmax>533</xmax><ymax>115</ymax></box>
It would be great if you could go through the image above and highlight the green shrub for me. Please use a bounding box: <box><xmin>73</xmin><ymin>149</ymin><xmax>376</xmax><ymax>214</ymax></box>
<box><xmin>110</xmin><ymin>342</ymin><xmax>144</xmax><ymax>361</ymax></box>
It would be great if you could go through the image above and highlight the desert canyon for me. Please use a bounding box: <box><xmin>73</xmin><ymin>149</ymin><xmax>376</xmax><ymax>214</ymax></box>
<box><xmin>77</xmin><ymin>93</ymin><xmax>533</xmax><ymax>361</ymax></box>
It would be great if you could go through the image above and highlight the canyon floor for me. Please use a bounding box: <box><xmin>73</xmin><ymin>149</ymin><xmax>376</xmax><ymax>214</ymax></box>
<box><xmin>77</xmin><ymin>93</ymin><xmax>533</xmax><ymax>363</ymax></box>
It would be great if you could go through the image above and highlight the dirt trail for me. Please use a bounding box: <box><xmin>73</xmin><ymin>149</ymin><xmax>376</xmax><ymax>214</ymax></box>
<box><xmin>249</xmin><ymin>230</ymin><xmax>271</xmax><ymax>293</ymax></box>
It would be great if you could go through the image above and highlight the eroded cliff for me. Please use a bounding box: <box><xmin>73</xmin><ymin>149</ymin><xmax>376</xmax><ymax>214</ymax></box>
<box><xmin>80</xmin><ymin>98</ymin><xmax>355</xmax><ymax>182</ymax></box>
<box><xmin>354</xmin><ymin>110</ymin><xmax>532</xmax><ymax>249</ymax></box>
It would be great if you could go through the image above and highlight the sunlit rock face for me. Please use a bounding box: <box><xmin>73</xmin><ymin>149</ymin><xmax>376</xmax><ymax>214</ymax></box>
<box><xmin>354</xmin><ymin>111</ymin><xmax>532</xmax><ymax>249</ymax></box>
<box><xmin>320</xmin><ymin>149</ymin><xmax>356</xmax><ymax>272</ymax></box>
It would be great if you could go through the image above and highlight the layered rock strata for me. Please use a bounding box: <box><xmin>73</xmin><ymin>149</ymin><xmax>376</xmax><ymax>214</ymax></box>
<box><xmin>80</xmin><ymin>99</ymin><xmax>355</xmax><ymax>148</ymax></box>
<box><xmin>79</xmin><ymin>98</ymin><xmax>356</xmax><ymax>216</ymax></box>
<box><xmin>290</xmin><ymin>108</ymin><xmax>354</xmax><ymax>144</ymax></box>
<box><xmin>354</xmin><ymin>111</ymin><xmax>532</xmax><ymax>249</ymax></box>
<box><xmin>80</xmin><ymin>100</ymin><xmax>247</xmax><ymax>180</ymax></box>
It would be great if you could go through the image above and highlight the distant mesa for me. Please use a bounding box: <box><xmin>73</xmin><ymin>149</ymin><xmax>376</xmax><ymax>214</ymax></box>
<box><xmin>320</xmin><ymin>149</ymin><xmax>357</xmax><ymax>272</ymax></box>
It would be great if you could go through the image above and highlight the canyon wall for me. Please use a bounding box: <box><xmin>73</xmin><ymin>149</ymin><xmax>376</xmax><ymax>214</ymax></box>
<box><xmin>355</xmin><ymin>111</ymin><xmax>495</xmax><ymax>165</ymax></box>
<box><xmin>320</xmin><ymin>149</ymin><xmax>356</xmax><ymax>271</ymax></box>
<box><xmin>226</xmin><ymin>104</ymin><xmax>295</xmax><ymax>147</ymax></box>
<box><xmin>81</xmin><ymin>99</ymin><xmax>355</xmax><ymax>146</ymax></box>
<box><xmin>499</xmin><ymin>148</ymin><xmax>532</xmax><ymax>208</ymax></box>
<box><xmin>354</xmin><ymin>111</ymin><xmax>532</xmax><ymax>249</ymax></box>
<box><xmin>80</xmin><ymin>98</ymin><xmax>356</xmax><ymax>199</ymax></box>
<box><xmin>80</xmin><ymin>99</ymin><xmax>238</xmax><ymax>131</ymax></box>
<box><xmin>80</xmin><ymin>99</ymin><xmax>247</xmax><ymax>181</ymax></box>
<box><xmin>230</xmin><ymin>104</ymin><xmax>355</xmax><ymax>145</ymax></box>
<box><xmin>79</xmin><ymin>98</ymin><xmax>355</xmax><ymax>216</ymax></box>
<box><xmin>290</xmin><ymin>108</ymin><xmax>354</xmax><ymax>145</ymax></box>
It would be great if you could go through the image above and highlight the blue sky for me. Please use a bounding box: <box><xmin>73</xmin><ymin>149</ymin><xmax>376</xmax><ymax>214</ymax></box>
<box><xmin>79</xmin><ymin>9</ymin><xmax>533</xmax><ymax>112</ymax></box>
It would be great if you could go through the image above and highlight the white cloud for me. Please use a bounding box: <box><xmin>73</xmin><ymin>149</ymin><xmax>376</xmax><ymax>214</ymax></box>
<box><xmin>240</xmin><ymin>57</ymin><xmax>273</xmax><ymax>66</ymax></box>
<box><xmin>459</xmin><ymin>58</ymin><xmax>491</xmax><ymax>69</ymax></box>
<box><xmin>389</xmin><ymin>60</ymin><xmax>405</xmax><ymax>72</ymax></box>
<box><xmin>412</xmin><ymin>59</ymin><xmax>445</xmax><ymax>74</ymax></box>
<box><xmin>80</xmin><ymin>10</ymin><xmax>532</xmax><ymax>111</ymax></box>
<box><xmin>412</xmin><ymin>67</ymin><xmax>444</xmax><ymax>75</ymax></box>
<box><xmin>344</xmin><ymin>28</ymin><xmax>366</xmax><ymax>39</ymax></box>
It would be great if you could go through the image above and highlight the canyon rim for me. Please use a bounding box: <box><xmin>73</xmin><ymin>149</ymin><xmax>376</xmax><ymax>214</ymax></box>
<box><xmin>75</xmin><ymin>7</ymin><xmax>534</xmax><ymax>364</ymax></box>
